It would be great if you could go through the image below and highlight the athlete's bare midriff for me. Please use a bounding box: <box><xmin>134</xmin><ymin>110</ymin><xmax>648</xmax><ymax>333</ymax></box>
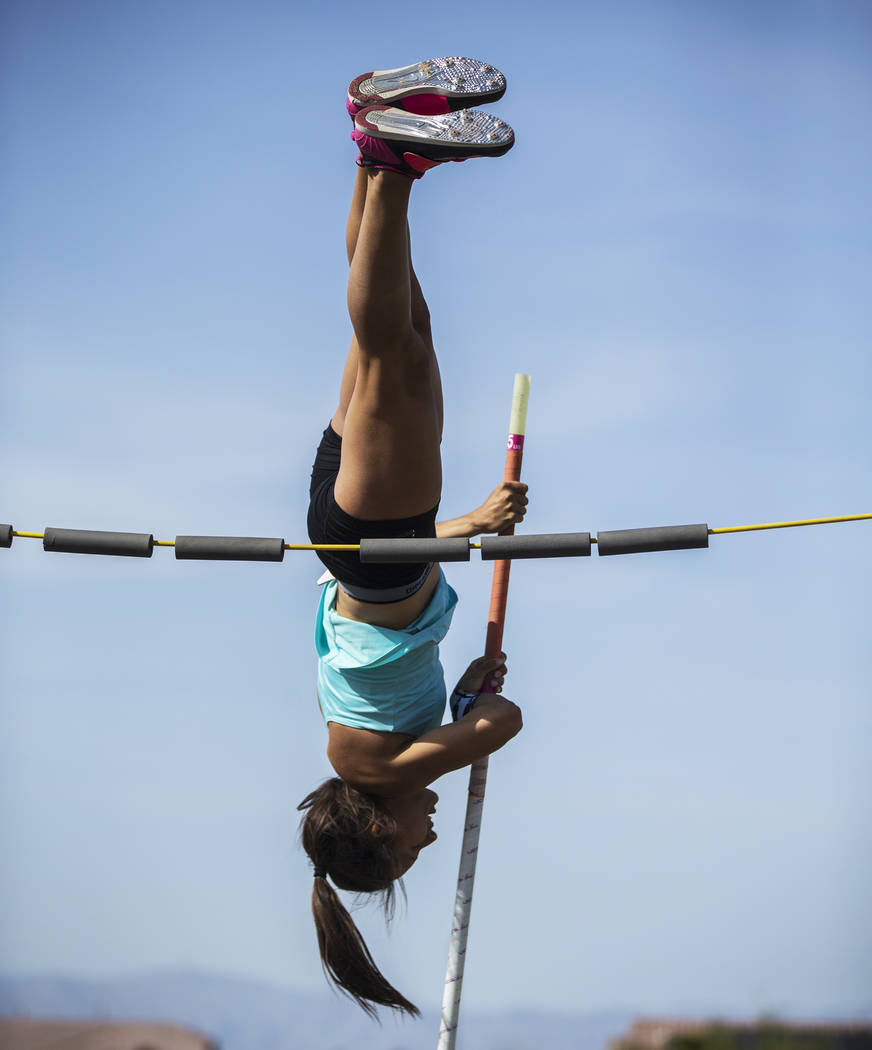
<box><xmin>333</xmin><ymin>562</ymin><xmax>440</xmax><ymax>630</ymax></box>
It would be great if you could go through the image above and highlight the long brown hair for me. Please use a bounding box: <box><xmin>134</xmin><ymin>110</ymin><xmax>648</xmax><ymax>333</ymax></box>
<box><xmin>297</xmin><ymin>777</ymin><xmax>420</xmax><ymax>1019</ymax></box>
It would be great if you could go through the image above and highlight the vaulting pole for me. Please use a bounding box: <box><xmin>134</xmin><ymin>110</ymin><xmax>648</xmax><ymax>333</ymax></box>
<box><xmin>438</xmin><ymin>373</ymin><xmax>530</xmax><ymax>1050</ymax></box>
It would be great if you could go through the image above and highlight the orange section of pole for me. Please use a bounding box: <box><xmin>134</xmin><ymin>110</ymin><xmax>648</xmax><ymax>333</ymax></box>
<box><xmin>482</xmin><ymin>441</ymin><xmax>524</xmax><ymax>680</ymax></box>
<box><xmin>481</xmin><ymin>372</ymin><xmax>529</xmax><ymax>683</ymax></box>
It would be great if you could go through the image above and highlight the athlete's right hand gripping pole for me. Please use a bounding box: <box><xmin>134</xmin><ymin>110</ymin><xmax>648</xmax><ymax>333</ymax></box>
<box><xmin>438</xmin><ymin>373</ymin><xmax>530</xmax><ymax>1050</ymax></box>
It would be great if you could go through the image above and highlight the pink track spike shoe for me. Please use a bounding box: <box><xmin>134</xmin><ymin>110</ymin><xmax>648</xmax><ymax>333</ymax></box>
<box><xmin>352</xmin><ymin>105</ymin><xmax>515</xmax><ymax>179</ymax></box>
<box><xmin>346</xmin><ymin>57</ymin><xmax>507</xmax><ymax>119</ymax></box>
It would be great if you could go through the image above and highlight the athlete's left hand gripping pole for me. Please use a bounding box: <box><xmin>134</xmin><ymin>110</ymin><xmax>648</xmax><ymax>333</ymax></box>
<box><xmin>438</xmin><ymin>373</ymin><xmax>530</xmax><ymax>1050</ymax></box>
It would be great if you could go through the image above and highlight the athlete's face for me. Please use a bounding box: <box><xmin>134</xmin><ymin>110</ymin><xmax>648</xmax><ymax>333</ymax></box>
<box><xmin>382</xmin><ymin>788</ymin><xmax>439</xmax><ymax>875</ymax></box>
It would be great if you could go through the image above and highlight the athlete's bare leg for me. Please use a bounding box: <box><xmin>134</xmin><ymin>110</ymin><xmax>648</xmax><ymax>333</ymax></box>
<box><xmin>333</xmin><ymin>170</ymin><xmax>442</xmax><ymax>520</ymax></box>
<box><xmin>333</xmin><ymin>170</ymin><xmax>443</xmax><ymax>441</ymax></box>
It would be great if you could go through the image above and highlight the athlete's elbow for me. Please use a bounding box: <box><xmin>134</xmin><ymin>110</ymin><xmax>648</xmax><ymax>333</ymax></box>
<box><xmin>502</xmin><ymin>699</ymin><xmax>523</xmax><ymax>740</ymax></box>
<box><xmin>478</xmin><ymin>695</ymin><xmax>523</xmax><ymax>742</ymax></box>
<box><xmin>469</xmin><ymin>695</ymin><xmax>523</xmax><ymax>753</ymax></box>
<box><xmin>486</xmin><ymin>698</ymin><xmax>521</xmax><ymax>745</ymax></box>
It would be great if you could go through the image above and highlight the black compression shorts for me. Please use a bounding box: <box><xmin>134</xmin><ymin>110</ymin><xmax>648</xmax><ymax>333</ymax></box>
<box><xmin>307</xmin><ymin>424</ymin><xmax>439</xmax><ymax>603</ymax></box>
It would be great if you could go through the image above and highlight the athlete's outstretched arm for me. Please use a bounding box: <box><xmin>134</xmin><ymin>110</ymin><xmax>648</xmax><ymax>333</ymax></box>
<box><xmin>341</xmin><ymin>694</ymin><xmax>521</xmax><ymax>797</ymax></box>
<box><xmin>436</xmin><ymin>480</ymin><xmax>528</xmax><ymax>538</ymax></box>
<box><xmin>330</xmin><ymin>655</ymin><xmax>521</xmax><ymax>796</ymax></box>
<box><xmin>388</xmin><ymin>695</ymin><xmax>521</xmax><ymax>792</ymax></box>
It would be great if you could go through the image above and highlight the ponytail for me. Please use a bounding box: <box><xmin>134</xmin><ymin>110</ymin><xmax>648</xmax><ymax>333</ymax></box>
<box><xmin>311</xmin><ymin>873</ymin><xmax>419</xmax><ymax>1018</ymax></box>
<box><xmin>298</xmin><ymin>778</ymin><xmax>420</xmax><ymax>1019</ymax></box>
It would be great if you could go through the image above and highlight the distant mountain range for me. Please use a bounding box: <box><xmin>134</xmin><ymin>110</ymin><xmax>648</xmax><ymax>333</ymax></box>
<box><xmin>3</xmin><ymin>973</ymin><xmax>869</xmax><ymax>1050</ymax></box>
<box><xmin>0</xmin><ymin>972</ymin><xmax>636</xmax><ymax>1050</ymax></box>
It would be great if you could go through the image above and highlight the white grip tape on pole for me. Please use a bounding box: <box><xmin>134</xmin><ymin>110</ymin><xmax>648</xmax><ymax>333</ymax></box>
<box><xmin>509</xmin><ymin>373</ymin><xmax>531</xmax><ymax>438</ymax></box>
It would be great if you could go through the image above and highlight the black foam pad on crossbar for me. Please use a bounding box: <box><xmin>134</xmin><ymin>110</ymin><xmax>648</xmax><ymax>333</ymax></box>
<box><xmin>359</xmin><ymin>537</ymin><xmax>470</xmax><ymax>563</ymax></box>
<box><xmin>480</xmin><ymin>533</ymin><xmax>592</xmax><ymax>560</ymax></box>
<box><xmin>596</xmin><ymin>524</ymin><xmax>709</xmax><ymax>556</ymax></box>
<box><xmin>175</xmin><ymin>536</ymin><xmax>285</xmax><ymax>561</ymax></box>
<box><xmin>43</xmin><ymin>527</ymin><xmax>155</xmax><ymax>558</ymax></box>
<box><xmin>0</xmin><ymin>525</ymin><xmax>12</xmax><ymax>549</ymax></box>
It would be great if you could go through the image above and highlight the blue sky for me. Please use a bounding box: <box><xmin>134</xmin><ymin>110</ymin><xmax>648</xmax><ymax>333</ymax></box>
<box><xmin>2</xmin><ymin>0</ymin><xmax>871</xmax><ymax>1024</ymax></box>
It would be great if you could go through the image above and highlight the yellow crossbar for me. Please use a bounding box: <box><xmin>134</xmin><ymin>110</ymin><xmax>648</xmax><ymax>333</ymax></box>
<box><xmin>710</xmin><ymin>513</ymin><xmax>872</xmax><ymax>535</ymax></box>
<box><xmin>9</xmin><ymin>513</ymin><xmax>871</xmax><ymax>551</ymax></box>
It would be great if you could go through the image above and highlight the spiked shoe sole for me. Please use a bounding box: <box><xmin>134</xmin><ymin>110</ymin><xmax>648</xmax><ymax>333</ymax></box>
<box><xmin>354</xmin><ymin>106</ymin><xmax>515</xmax><ymax>162</ymax></box>
<box><xmin>348</xmin><ymin>57</ymin><xmax>507</xmax><ymax>111</ymax></box>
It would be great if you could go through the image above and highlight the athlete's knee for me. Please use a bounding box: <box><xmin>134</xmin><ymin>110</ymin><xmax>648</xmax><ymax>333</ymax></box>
<box><xmin>349</xmin><ymin>307</ymin><xmax>415</xmax><ymax>356</ymax></box>
<box><xmin>394</xmin><ymin>337</ymin><xmax>435</xmax><ymax>397</ymax></box>
<box><xmin>356</xmin><ymin>334</ymin><xmax>433</xmax><ymax>396</ymax></box>
<box><xmin>410</xmin><ymin>297</ymin><xmax>431</xmax><ymax>337</ymax></box>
